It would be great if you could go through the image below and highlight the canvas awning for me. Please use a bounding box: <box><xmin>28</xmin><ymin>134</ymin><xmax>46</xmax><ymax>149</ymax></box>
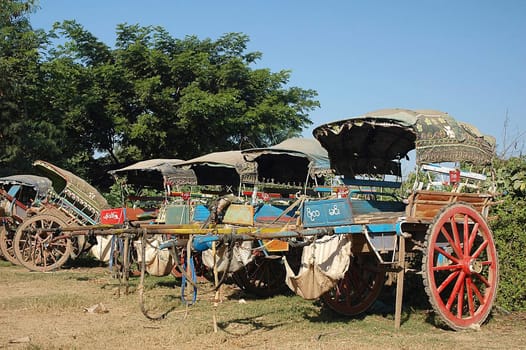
<box><xmin>109</xmin><ymin>159</ymin><xmax>197</xmax><ymax>188</ymax></box>
<box><xmin>176</xmin><ymin>151</ymin><xmax>246</xmax><ymax>186</ymax></box>
<box><xmin>33</xmin><ymin>160</ymin><xmax>109</xmax><ymax>210</ymax></box>
<box><xmin>0</xmin><ymin>175</ymin><xmax>52</xmax><ymax>199</ymax></box>
<box><xmin>241</xmin><ymin>137</ymin><xmax>331</xmax><ymax>185</ymax></box>
<box><xmin>313</xmin><ymin>108</ymin><xmax>495</xmax><ymax>178</ymax></box>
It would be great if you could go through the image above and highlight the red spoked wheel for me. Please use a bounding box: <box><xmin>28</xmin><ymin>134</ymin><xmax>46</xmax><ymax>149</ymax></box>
<box><xmin>13</xmin><ymin>214</ymin><xmax>72</xmax><ymax>272</ymax></box>
<box><xmin>422</xmin><ymin>203</ymin><xmax>499</xmax><ymax>330</ymax></box>
<box><xmin>322</xmin><ymin>254</ymin><xmax>385</xmax><ymax>316</ymax></box>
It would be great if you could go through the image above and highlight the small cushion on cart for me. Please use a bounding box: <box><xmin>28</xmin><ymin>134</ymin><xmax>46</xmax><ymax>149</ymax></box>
<box><xmin>137</xmin><ymin>211</ymin><xmax>157</xmax><ymax>220</ymax></box>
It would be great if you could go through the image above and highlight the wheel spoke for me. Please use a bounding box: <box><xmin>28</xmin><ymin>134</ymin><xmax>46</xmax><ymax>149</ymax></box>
<box><xmin>446</xmin><ymin>270</ymin><xmax>465</xmax><ymax>311</ymax></box>
<box><xmin>49</xmin><ymin>247</ymin><xmax>60</xmax><ymax>263</ymax></box>
<box><xmin>434</xmin><ymin>245</ymin><xmax>460</xmax><ymax>264</ymax></box>
<box><xmin>466</xmin><ymin>277</ymin><xmax>475</xmax><ymax>317</ymax></box>
<box><xmin>449</xmin><ymin>216</ymin><xmax>463</xmax><ymax>257</ymax></box>
<box><xmin>457</xmin><ymin>278</ymin><xmax>465</xmax><ymax>318</ymax></box>
<box><xmin>43</xmin><ymin>249</ymin><xmax>49</xmax><ymax>269</ymax></box>
<box><xmin>473</xmin><ymin>271</ymin><xmax>490</xmax><ymax>287</ymax></box>
<box><xmin>440</xmin><ymin>225</ymin><xmax>463</xmax><ymax>258</ymax></box>
<box><xmin>340</xmin><ymin>281</ymin><xmax>353</xmax><ymax>309</ymax></box>
<box><xmin>432</xmin><ymin>264</ymin><xmax>462</xmax><ymax>272</ymax></box>
<box><xmin>463</xmin><ymin>214</ymin><xmax>469</xmax><ymax>256</ymax></box>
<box><xmin>471</xmin><ymin>240</ymin><xmax>489</xmax><ymax>260</ymax></box>
<box><xmin>349</xmin><ymin>269</ymin><xmax>362</xmax><ymax>290</ymax></box>
<box><xmin>437</xmin><ymin>270</ymin><xmax>460</xmax><ymax>293</ymax></box>
<box><xmin>469</xmin><ymin>278</ymin><xmax>485</xmax><ymax>304</ymax></box>
<box><xmin>467</xmin><ymin>222</ymin><xmax>480</xmax><ymax>255</ymax></box>
<box><xmin>29</xmin><ymin>238</ymin><xmax>38</xmax><ymax>263</ymax></box>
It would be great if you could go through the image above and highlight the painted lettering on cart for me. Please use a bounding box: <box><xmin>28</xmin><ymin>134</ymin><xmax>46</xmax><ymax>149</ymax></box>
<box><xmin>328</xmin><ymin>204</ymin><xmax>340</xmax><ymax>216</ymax></box>
<box><xmin>305</xmin><ymin>207</ymin><xmax>320</xmax><ymax>221</ymax></box>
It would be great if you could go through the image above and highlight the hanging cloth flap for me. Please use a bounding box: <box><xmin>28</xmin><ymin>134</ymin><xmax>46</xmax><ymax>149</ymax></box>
<box><xmin>201</xmin><ymin>240</ymin><xmax>254</xmax><ymax>273</ymax></box>
<box><xmin>134</xmin><ymin>235</ymin><xmax>174</xmax><ymax>276</ymax></box>
<box><xmin>284</xmin><ymin>235</ymin><xmax>351</xmax><ymax>300</ymax></box>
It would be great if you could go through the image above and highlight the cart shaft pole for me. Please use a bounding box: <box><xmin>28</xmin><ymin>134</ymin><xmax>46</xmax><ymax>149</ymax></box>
<box><xmin>394</xmin><ymin>235</ymin><xmax>405</xmax><ymax>329</ymax></box>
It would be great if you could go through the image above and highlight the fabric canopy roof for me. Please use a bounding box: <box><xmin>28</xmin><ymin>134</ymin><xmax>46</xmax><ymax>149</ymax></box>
<box><xmin>33</xmin><ymin>160</ymin><xmax>108</xmax><ymax>210</ymax></box>
<box><xmin>241</xmin><ymin>137</ymin><xmax>331</xmax><ymax>185</ymax></box>
<box><xmin>313</xmin><ymin>108</ymin><xmax>496</xmax><ymax>178</ymax></box>
<box><xmin>0</xmin><ymin>175</ymin><xmax>52</xmax><ymax>198</ymax></box>
<box><xmin>109</xmin><ymin>159</ymin><xmax>197</xmax><ymax>187</ymax></box>
<box><xmin>176</xmin><ymin>151</ymin><xmax>246</xmax><ymax>186</ymax></box>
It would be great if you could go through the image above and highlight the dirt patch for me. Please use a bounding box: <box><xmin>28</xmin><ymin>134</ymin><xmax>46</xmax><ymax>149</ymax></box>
<box><xmin>1</xmin><ymin>263</ymin><xmax>525</xmax><ymax>350</ymax></box>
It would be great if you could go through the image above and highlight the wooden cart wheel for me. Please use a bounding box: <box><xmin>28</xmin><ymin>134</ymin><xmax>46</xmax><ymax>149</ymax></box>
<box><xmin>13</xmin><ymin>214</ymin><xmax>72</xmax><ymax>272</ymax></box>
<box><xmin>0</xmin><ymin>224</ymin><xmax>21</xmax><ymax>265</ymax></box>
<box><xmin>232</xmin><ymin>254</ymin><xmax>289</xmax><ymax>297</ymax></box>
<box><xmin>322</xmin><ymin>254</ymin><xmax>385</xmax><ymax>316</ymax></box>
<box><xmin>38</xmin><ymin>206</ymin><xmax>87</xmax><ymax>259</ymax></box>
<box><xmin>422</xmin><ymin>203</ymin><xmax>499</xmax><ymax>330</ymax></box>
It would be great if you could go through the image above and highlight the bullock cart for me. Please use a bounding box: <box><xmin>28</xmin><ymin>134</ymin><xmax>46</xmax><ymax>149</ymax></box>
<box><xmin>307</xmin><ymin>108</ymin><xmax>498</xmax><ymax>330</ymax></box>
<box><xmin>11</xmin><ymin>110</ymin><xmax>499</xmax><ymax>330</ymax></box>
<box><xmin>12</xmin><ymin>160</ymin><xmax>109</xmax><ymax>271</ymax></box>
<box><xmin>0</xmin><ymin>175</ymin><xmax>52</xmax><ymax>264</ymax></box>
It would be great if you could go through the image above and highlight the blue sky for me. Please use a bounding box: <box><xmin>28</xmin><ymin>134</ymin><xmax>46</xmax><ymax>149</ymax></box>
<box><xmin>30</xmin><ymin>0</ymin><xmax>526</xmax><ymax>157</ymax></box>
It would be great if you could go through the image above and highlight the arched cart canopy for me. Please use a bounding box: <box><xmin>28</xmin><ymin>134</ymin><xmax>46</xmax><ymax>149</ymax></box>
<box><xmin>312</xmin><ymin>108</ymin><xmax>496</xmax><ymax>178</ymax></box>
<box><xmin>33</xmin><ymin>160</ymin><xmax>109</xmax><ymax>211</ymax></box>
<box><xmin>109</xmin><ymin>159</ymin><xmax>197</xmax><ymax>188</ymax></box>
<box><xmin>176</xmin><ymin>151</ymin><xmax>246</xmax><ymax>186</ymax></box>
<box><xmin>0</xmin><ymin>175</ymin><xmax>52</xmax><ymax>199</ymax></box>
<box><xmin>241</xmin><ymin>137</ymin><xmax>331</xmax><ymax>185</ymax></box>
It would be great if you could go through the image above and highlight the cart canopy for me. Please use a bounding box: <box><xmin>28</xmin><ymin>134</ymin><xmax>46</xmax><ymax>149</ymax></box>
<box><xmin>313</xmin><ymin>108</ymin><xmax>496</xmax><ymax>178</ymax></box>
<box><xmin>0</xmin><ymin>175</ymin><xmax>52</xmax><ymax>199</ymax></box>
<box><xmin>241</xmin><ymin>137</ymin><xmax>331</xmax><ymax>185</ymax></box>
<box><xmin>33</xmin><ymin>160</ymin><xmax>109</xmax><ymax>210</ymax></box>
<box><xmin>109</xmin><ymin>159</ymin><xmax>197</xmax><ymax>188</ymax></box>
<box><xmin>176</xmin><ymin>151</ymin><xmax>246</xmax><ymax>186</ymax></box>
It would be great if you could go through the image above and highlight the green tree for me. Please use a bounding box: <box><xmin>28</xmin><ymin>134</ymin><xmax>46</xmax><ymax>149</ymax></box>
<box><xmin>48</xmin><ymin>22</ymin><xmax>319</xmax><ymax>166</ymax></box>
<box><xmin>491</xmin><ymin>156</ymin><xmax>526</xmax><ymax>311</ymax></box>
<box><xmin>0</xmin><ymin>0</ymin><xmax>56</xmax><ymax>174</ymax></box>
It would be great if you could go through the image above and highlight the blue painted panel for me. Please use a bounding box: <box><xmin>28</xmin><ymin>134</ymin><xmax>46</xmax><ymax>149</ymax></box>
<box><xmin>254</xmin><ymin>204</ymin><xmax>295</xmax><ymax>224</ymax></box>
<box><xmin>192</xmin><ymin>204</ymin><xmax>210</xmax><ymax>222</ymax></box>
<box><xmin>333</xmin><ymin>225</ymin><xmax>363</xmax><ymax>234</ymax></box>
<box><xmin>351</xmin><ymin>200</ymin><xmax>406</xmax><ymax>215</ymax></box>
<box><xmin>254</xmin><ymin>204</ymin><xmax>292</xmax><ymax>219</ymax></box>
<box><xmin>333</xmin><ymin>223</ymin><xmax>398</xmax><ymax>234</ymax></box>
<box><xmin>302</xmin><ymin>198</ymin><xmax>353</xmax><ymax>228</ymax></box>
<box><xmin>7</xmin><ymin>184</ymin><xmax>20</xmax><ymax>197</ymax></box>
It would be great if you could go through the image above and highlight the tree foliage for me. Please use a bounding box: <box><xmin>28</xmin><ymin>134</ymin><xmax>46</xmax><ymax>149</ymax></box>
<box><xmin>0</xmin><ymin>0</ymin><xmax>54</xmax><ymax>174</ymax></box>
<box><xmin>1</xmin><ymin>2</ymin><xmax>319</xmax><ymax>181</ymax></box>
<box><xmin>491</xmin><ymin>156</ymin><xmax>526</xmax><ymax>311</ymax></box>
<box><xmin>46</xmin><ymin>22</ymin><xmax>319</xmax><ymax>167</ymax></box>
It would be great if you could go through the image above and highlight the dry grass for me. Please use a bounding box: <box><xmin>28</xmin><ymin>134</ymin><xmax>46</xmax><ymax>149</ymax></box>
<box><xmin>0</xmin><ymin>260</ymin><xmax>525</xmax><ymax>350</ymax></box>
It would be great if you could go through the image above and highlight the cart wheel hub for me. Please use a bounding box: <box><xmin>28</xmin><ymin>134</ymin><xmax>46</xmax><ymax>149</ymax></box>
<box><xmin>469</xmin><ymin>259</ymin><xmax>483</xmax><ymax>274</ymax></box>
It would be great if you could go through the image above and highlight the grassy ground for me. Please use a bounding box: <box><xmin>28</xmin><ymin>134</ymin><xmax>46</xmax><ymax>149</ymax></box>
<box><xmin>1</xmin><ymin>259</ymin><xmax>525</xmax><ymax>350</ymax></box>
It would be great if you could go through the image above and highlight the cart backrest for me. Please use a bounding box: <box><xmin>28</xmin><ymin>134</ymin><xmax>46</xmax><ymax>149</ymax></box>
<box><xmin>33</xmin><ymin>160</ymin><xmax>109</xmax><ymax>225</ymax></box>
<box><xmin>302</xmin><ymin>197</ymin><xmax>353</xmax><ymax>228</ymax></box>
<box><xmin>405</xmin><ymin>190</ymin><xmax>493</xmax><ymax>220</ymax></box>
